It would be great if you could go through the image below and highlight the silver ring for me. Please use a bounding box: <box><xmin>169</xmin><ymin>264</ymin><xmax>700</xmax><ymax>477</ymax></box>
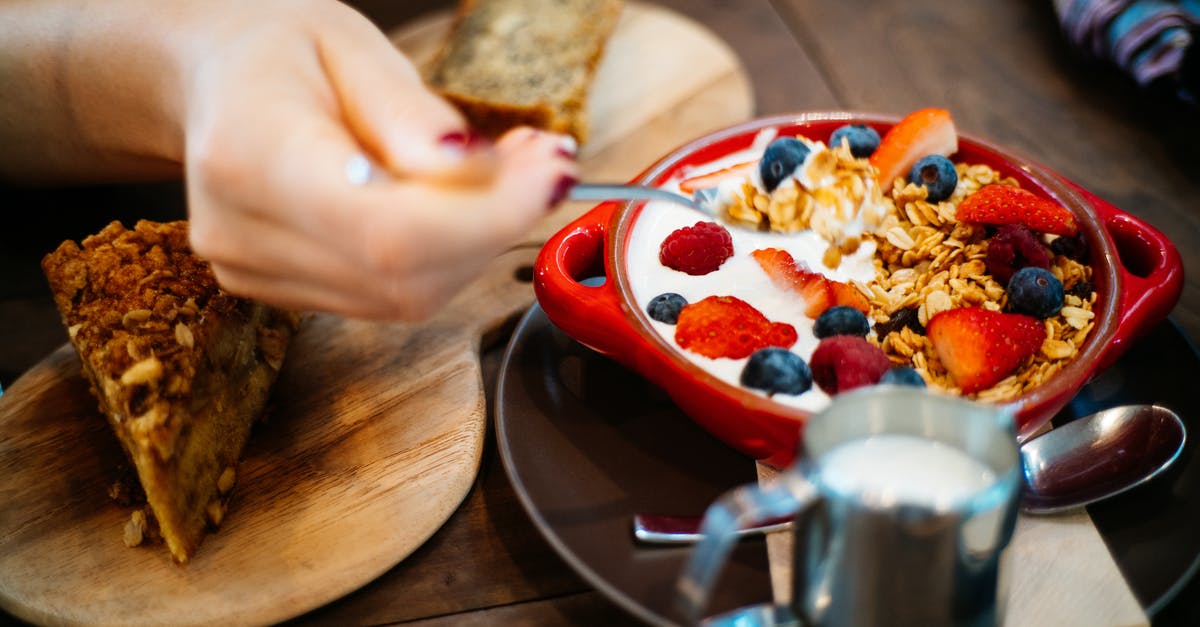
<box><xmin>345</xmin><ymin>153</ymin><xmax>373</xmax><ymax>186</ymax></box>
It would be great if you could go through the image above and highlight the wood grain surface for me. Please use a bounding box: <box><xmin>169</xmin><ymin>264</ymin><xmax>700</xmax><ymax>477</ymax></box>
<box><xmin>0</xmin><ymin>4</ymin><xmax>753</xmax><ymax>625</ymax></box>
<box><xmin>0</xmin><ymin>248</ymin><xmax>537</xmax><ymax>626</ymax></box>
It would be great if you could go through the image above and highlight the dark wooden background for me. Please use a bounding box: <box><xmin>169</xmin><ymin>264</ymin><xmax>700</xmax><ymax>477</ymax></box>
<box><xmin>2</xmin><ymin>0</ymin><xmax>1197</xmax><ymax>625</ymax></box>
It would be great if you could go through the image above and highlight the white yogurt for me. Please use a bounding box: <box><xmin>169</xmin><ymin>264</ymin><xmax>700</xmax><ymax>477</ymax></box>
<box><xmin>624</xmin><ymin>141</ymin><xmax>880</xmax><ymax>413</ymax></box>
<box><xmin>818</xmin><ymin>434</ymin><xmax>996</xmax><ymax>508</ymax></box>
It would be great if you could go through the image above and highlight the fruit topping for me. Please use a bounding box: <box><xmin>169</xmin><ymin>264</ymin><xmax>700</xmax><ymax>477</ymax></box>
<box><xmin>926</xmin><ymin>307</ymin><xmax>1045</xmax><ymax>394</ymax></box>
<box><xmin>872</xmin><ymin>306</ymin><xmax>925</xmax><ymax>337</ymax></box>
<box><xmin>759</xmin><ymin>137</ymin><xmax>811</xmax><ymax>192</ymax></box>
<box><xmin>908</xmin><ymin>154</ymin><xmax>958</xmax><ymax>202</ymax></box>
<box><xmin>679</xmin><ymin>160</ymin><xmax>757</xmax><ymax>194</ymax></box>
<box><xmin>1050</xmin><ymin>232</ymin><xmax>1090</xmax><ymax>262</ymax></box>
<box><xmin>984</xmin><ymin>224</ymin><xmax>1051</xmax><ymax>285</ymax></box>
<box><xmin>675</xmin><ymin>295</ymin><xmax>798</xmax><ymax>359</ymax></box>
<box><xmin>750</xmin><ymin>248</ymin><xmax>870</xmax><ymax>318</ymax></box>
<box><xmin>869</xmin><ymin>108</ymin><xmax>958</xmax><ymax>188</ymax></box>
<box><xmin>829</xmin><ymin>124</ymin><xmax>881</xmax><ymax>158</ymax></box>
<box><xmin>1006</xmin><ymin>267</ymin><xmax>1064</xmax><ymax>319</ymax></box>
<box><xmin>659</xmin><ymin>221</ymin><xmax>734</xmax><ymax>275</ymax></box>
<box><xmin>880</xmin><ymin>366</ymin><xmax>927</xmax><ymax>387</ymax></box>
<box><xmin>1067</xmin><ymin>278</ymin><xmax>1093</xmax><ymax>299</ymax></box>
<box><xmin>813</xmin><ymin>305</ymin><xmax>871</xmax><ymax>339</ymax></box>
<box><xmin>809</xmin><ymin>335</ymin><xmax>892</xmax><ymax>395</ymax></box>
<box><xmin>647</xmin><ymin>293</ymin><xmax>688</xmax><ymax>324</ymax></box>
<box><xmin>956</xmin><ymin>184</ymin><xmax>1079</xmax><ymax>236</ymax></box>
<box><xmin>740</xmin><ymin>347</ymin><xmax>813</xmax><ymax>396</ymax></box>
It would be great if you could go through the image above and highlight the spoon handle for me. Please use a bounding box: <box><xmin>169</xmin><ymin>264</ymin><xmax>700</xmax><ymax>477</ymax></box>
<box><xmin>568</xmin><ymin>183</ymin><xmax>716</xmax><ymax>217</ymax></box>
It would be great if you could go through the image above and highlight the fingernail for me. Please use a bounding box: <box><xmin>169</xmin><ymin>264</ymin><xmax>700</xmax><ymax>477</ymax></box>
<box><xmin>436</xmin><ymin>129</ymin><xmax>487</xmax><ymax>152</ymax></box>
<box><xmin>557</xmin><ymin>135</ymin><xmax>578</xmax><ymax>160</ymax></box>
<box><xmin>548</xmin><ymin>174</ymin><xmax>578</xmax><ymax>210</ymax></box>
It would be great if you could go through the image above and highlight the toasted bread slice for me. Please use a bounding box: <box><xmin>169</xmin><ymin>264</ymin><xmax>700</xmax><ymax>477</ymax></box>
<box><xmin>42</xmin><ymin>220</ymin><xmax>301</xmax><ymax>563</ymax></box>
<box><xmin>424</xmin><ymin>0</ymin><xmax>624</xmax><ymax>143</ymax></box>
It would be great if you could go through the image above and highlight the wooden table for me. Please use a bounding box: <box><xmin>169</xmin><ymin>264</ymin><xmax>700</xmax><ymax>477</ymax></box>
<box><xmin>2</xmin><ymin>1</ymin><xmax>1198</xmax><ymax>625</ymax></box>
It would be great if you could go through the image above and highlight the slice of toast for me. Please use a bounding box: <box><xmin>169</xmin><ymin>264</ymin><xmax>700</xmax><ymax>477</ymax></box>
<box><xmin>424</xmin><ymin>0</ymin><xmax>624</xmax><ymax>143</ymax></box>
<box><xmin>42</xmin><ymin>220</ymin><xmax>301</xmax><ymax>563</ymax></box>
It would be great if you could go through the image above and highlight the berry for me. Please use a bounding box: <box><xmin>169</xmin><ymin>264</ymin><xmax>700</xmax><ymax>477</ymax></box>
<box><xmin>759</xmin><ymin>137</ymin><xmax>811</xmax><ymax>192</ymax></box>
<box><xmin>1067</xmin><ymin>279</ymin><xmax>1093</xmax><ymax>299</ymax></box>
<box><xmin>829</xmin><ymin>124</ymin><xmax>881</xmax><ymax>158</ymax></box>
<box><xmin>659</xmin><ymin>221</ymin><xmax>734</xmax><ymax>275</ymax></box>
<box><xmin>813</xmin><ymin>305</ymin><xmax>871</xmax><ymax>338</ymax></box>
<box><xmin>1050</xmin><ymin>233</ymin><xmax>1090</xmax><ymax>262</ymax></box>
<box><xmin>908</xmin><ymin>154</ymin><xmax>958</xmax><ymax>202</ymax></box>
<box><xmin>647</xmin><ymin>293</ymin><xmax>688</xmax><ymax>324</ymax></box>
<box><xmin>985</xmin><ymin>224</ymin><xmax>1051</xmax><ymax>285</ymax></box>
<box><xmin>926</xmin><ymin>307</ymin><xmax>1045</xmax><ymax>394</ymax></box>
<box><xmin>870</xmin><ymin>108</ymin><xmax>958</xmax><ymax>187</ymax></box>
<box><xmin>880</xmin><ymin>366</ymin><xmax>926</xmax><ymax>387</ymax></box>
<box><xmin>1007</xmin><ymin>267</ymin><xmax>1064</xmax><ymax>319</ymax></box>
<box><xmin>872</xmin><ymin>307</ymin><xmax>925</xmax><ymax>337</ymax></box>
<box><xmin>957</xmin><ymin>184</ymin><xmax>1079</xmax><ymax>236</ymax></box>
<box><xmin>679</xmin><ymin>160</ymin><xmax>756</xmax><ymax>194</ymax></box>
<box><xmin>675</xmin><ymin>295</ymin><xmax>797</xmax><ymax>359</ymax></box>
<box><xmin>809</xmin><ymin>336</ymin><xmax>892</xmax><ymax>395</ymax></box>
<box><xmin>740</xmin><ymin>347</ymin><xmax>813</xmax><ymax>396</ymax></box>
<box><xmin>750</xmin><ymin>248</ymin><xmax>870</xmax><ymax>318</ymax></box>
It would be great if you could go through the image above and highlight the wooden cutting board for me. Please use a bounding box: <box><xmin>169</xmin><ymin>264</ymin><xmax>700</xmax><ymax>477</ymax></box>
<box><xmin>0</xmin><ymin>4</ymin><xmax>753</xmax><ymax>626</ymax></box>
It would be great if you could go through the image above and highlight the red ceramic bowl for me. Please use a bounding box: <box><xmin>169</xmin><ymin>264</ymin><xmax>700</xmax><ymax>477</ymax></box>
<box><xmin>534</xmin><ymin>112</ymin><xmax>1183</xmax><ymax>468</ymax></box>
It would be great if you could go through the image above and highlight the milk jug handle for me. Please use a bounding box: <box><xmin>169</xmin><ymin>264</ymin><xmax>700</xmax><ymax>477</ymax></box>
<box><xmin>676</xmin><ymin>472</ymin><xmax>818</xmax><ymax>624</ymax></box>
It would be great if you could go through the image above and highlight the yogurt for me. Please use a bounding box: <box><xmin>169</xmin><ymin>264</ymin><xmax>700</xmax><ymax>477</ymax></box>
<box><xmin>624</xmin><ymin>137</ymin><xmax>881</xmax><ymax>413</ymax></box>
<box><xmin>817</xmin><ymin>434</ymin><xmax>997</xmax><ymax>508</ymax></box>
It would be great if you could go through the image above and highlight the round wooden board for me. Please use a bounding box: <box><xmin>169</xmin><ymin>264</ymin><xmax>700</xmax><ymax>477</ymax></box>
<box><xmin>0</xmin><ymin>4</ymin><xmax>752</xmax><ymax>625</ymax></box>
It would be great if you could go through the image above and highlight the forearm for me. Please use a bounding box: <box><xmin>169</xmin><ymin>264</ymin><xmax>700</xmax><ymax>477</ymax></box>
<box><xmin>0</xmin><ymin>0</ymin><xmax>187</xmax><ymax>184</ymax></box>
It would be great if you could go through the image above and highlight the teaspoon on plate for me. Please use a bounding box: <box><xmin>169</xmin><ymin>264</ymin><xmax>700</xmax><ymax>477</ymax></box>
<box><xmin>633</xmin><ymin>404</ymin><xmax>1186</xmax><ymax>544</ymax></box>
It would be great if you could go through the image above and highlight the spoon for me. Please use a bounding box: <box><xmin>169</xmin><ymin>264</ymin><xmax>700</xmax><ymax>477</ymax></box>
<box><xmin>568</xmin><ymin>183</ymin><xmax>722</xmax><ymax>219</ymax></box>
<box><xmin>633</xmin><ymin>404</ymin><xmax>1186</xmax><ymax>544</ymax></box>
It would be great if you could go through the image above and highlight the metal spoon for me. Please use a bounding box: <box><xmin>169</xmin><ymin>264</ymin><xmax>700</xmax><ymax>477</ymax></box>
<box><xmin>633</xmin><ymin>404</ymin><xmax>1186</xmax><ymax>544</ymax></box>
<box><xmin>568</xmin><ymin>183</ymin><xmax>722</xmax><ymax>219</ymax></box>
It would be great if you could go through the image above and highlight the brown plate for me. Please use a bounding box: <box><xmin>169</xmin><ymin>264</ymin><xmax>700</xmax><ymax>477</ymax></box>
<box><xmin>496</xmin><ymin>298</ymin><xmax>1200</xmax><ymax>625</ymax></box>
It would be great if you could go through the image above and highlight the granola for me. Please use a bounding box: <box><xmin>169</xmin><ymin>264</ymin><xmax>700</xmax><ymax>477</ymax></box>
<box><xmin>725</xmin><ymin>159</ymin><xmax>1096</xmax><ymax>402</ymax></box>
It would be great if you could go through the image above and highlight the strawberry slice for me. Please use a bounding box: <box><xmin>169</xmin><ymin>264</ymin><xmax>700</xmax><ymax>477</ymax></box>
<box><xmin>926</xmin><ymin>307</ymin><xmax>1045</xmax><ymax>394</ymax></box>
<box><xmin>675</xmin><ymin>295</ymin><xmax>797</xmax><ymax>359</ymax></box>
<box><xmin>751</xmin><ymin>248</ymin><xmax>869</xmax><ymax>318</ymax></box>
<box><xmin>956</xmin><ymin>184</ymin><xmax>1079</xmax><ymax>236</ymax></box>
<box><xmin>678</xmin><ymin>160</ymin><xmax>756</xmax><ymax>193</ymax></box>
<box><xmin>869</xmin><ymin>108</ymin><xmax>958</xmax><ymax>188</ymax></box>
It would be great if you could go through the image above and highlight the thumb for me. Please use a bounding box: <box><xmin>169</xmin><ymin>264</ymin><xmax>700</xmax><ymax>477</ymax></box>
<box><xmin>317</xmin><ymin>10</ymin><xmax>488</xmax><ymax>178</ymax></box>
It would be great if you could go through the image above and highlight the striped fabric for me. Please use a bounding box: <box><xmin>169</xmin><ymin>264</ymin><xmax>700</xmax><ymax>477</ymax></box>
<box><xmin>1054</xmin><ymin>0</ymin><xmax>1200</xmax><ymax>102</ymax></box>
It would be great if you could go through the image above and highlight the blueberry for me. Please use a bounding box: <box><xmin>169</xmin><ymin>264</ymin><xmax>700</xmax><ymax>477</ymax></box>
<box><xmin>829</xmin><ymin>124</ymin><xmax>881</xmax><ymax>158</ymax></box>
<box><xmin>880</xmin><ymin>366</ymin><xmax>926</xmax><ymax>388</ymax></box>
<box><xmin>1007</xmin><ymin>267</ymin><xmax>1064</xmax><ymax>318</ymax></box>
<box><xmin>813</xmin><ymin>305</ymin><xmax>871</xmax><ymax>339</ymax></box>
<box><xmin>647</xmin><ymin>293</ymin><xmax>688</xmax><ymax>324</ymax></box>
<box><xmin>908</xmin><ymin>154</ymin><xmax>958</xmax><ymax>202</ymax></box>
<box><xmin>740</xmin><ymin>347</ymin><xmax>813</xmax><ymax>396</ymax></box>
<box><xmin>759</xmin><ymin>137</ymin><xmax>810</xmax><ymax>192</ymax></box>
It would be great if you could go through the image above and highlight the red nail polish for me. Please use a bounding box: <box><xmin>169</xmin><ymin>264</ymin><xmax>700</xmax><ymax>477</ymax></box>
<box><xmin>548</xmin><ymin>174</ymin><xmax>577</xmax><ymax>209</ymax></box>
<box><xmin>439</xmin><ymin>130</ymin><xmax>488</xmax><ymax>151</ymax></box>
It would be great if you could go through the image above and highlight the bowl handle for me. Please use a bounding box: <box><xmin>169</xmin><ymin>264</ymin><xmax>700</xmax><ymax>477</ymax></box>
<box><xmin>1069</xmin><ymin>182</ymin><xmax>1184</xmax><ymax>371</ymax></box>
<box><xmin>534</xmin><ymin>202</ymin><xmax>637</xmax><ymax>357</ymax></box>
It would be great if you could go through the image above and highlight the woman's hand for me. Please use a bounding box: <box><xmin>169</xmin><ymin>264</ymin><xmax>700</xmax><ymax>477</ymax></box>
<box><xmin>177</xmin><ymin>0</ymin><xmax>577</xmax><ymax>319</ymax></box>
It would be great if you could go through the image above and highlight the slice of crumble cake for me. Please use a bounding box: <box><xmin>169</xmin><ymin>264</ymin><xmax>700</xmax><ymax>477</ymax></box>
<box><xmin>42</xmin><ymin>220</ymin><xmax>301</xmax><ymax>563</ymax></box>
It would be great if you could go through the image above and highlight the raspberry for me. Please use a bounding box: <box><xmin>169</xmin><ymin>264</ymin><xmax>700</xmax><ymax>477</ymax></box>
<box><xmin>809</xmin><ymin>336</ymin><xmax>891</xmax><ymax>395</ymax></box>
<box><xmin>659</xmin><ymin>221</ymin><xmax>734</xmax><ymax>275</ymax></box>
<box><xmin>675</xmin><ymin>295</ymin><xmax>797</xmax><ymax>359</ymax></box>
<box><xmin>985</xmin><ymin>224</ymin><xmax>1051</xmax><ymax>285</ymax></box>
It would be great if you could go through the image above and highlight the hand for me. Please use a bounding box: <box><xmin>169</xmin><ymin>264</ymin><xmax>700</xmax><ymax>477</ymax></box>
<box><xmin>175</xmin><ymin>0</ymin><xmax>577</xmax><ymax>320</ymax></box>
